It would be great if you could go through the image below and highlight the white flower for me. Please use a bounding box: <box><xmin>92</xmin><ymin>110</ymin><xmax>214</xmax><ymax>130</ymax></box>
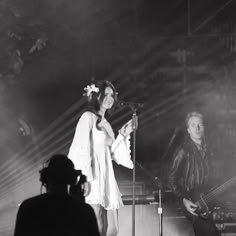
<box><xmin>83</xmin><ymin>84</ymin><xmax>99</xmax><ymax>97</ymax></box>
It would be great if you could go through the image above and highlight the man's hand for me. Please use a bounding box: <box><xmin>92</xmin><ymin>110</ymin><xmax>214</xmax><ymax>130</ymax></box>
<box><xmin>183</xmin><ymin>198</ymin><xmax>198</xmax><ymax>216</ymax></box>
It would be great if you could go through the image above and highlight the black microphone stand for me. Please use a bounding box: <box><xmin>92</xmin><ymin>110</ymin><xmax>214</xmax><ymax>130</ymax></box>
<box><xmin>118</xmin><ymin>101</ymin><xmax>142</xmax><ymax>236</ymax></box>
<box><xmin>157</xmin><ymin>127</ymin><xmax>179</xmax><ymax>236</ymax></box>
<box><xmin>157</xmin><ymin>182</ymin><xmax>163</xmax><ymax>236</ymax></box>
<box><xmin>135</xmin><ymin>161</ymin><xmax>163</xmax><ymax>236</ymax></box>
<box><xmin>134</xmin><ymin>127</ymin><xmax>179</xmax><ymax>236</ymax></box>
<box><xmin>131</xmin><ymin>106</ymin><xmax>138</xmax><ymax>236</ymax></box>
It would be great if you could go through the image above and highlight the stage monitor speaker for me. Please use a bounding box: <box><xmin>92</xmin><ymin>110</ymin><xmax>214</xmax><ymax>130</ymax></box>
<box><xmin>220</xmin><ymin>234</ymin><xmax>236</xmax><ymax>236</ymax></box>
<box><xmin>216</xmin><ymin>222</ymin><xmax>236</xmax><ymax>235</ymax></box>
<box><xmin>116</xmin><ymin>203</ymin><xmax>194</xmax><ymax>236</ymax></box>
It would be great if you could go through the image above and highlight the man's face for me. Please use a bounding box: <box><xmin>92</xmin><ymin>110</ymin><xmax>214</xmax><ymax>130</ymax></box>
<box><xmin>187</xmin><ymin>116</ymin><xmax>204</xmax><ymax>141</ymax></box>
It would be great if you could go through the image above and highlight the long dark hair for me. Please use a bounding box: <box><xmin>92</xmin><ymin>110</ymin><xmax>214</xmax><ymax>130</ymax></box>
<box><xmin>85</xmin><ymin>80</ymin><xmax>118</xmax><ymax>129</ymax></box>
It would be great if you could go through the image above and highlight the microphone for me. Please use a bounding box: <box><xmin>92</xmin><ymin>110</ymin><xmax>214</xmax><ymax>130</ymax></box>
<box><xmin>161</xmin><ymin>126</ymin><xmax>180</xmax><ymax>159</ymax></box>
<box><xmin>169</xmin><ymin>126</ymin><xmax>181</xmax><ymax>145</ymax></box>
<box><xmin>117</xmin><ymin>100</ymin><xmax>144</xmax><ymax>109</ymax></box>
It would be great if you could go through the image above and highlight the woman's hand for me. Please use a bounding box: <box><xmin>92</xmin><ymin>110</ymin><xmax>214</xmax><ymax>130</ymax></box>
<box><xmin>183</xmin><ymin>198</ymin><xmax>198</xmax><ymax>216</ymax></box>
<box><xmin>119</xmin><ymin>120</ymin><xmax>134</xmax><ymax>137</ymax></box>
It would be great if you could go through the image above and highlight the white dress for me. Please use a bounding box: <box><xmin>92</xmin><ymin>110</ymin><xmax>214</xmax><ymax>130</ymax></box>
<box><xmin>68</xmin><ymin>111</ymin><xmax>133</xmax><ymax>210</ymax></box>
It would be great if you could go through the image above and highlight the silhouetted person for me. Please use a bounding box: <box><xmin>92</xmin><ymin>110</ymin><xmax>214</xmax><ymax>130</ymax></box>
<box><xmin>70</xmin><ymin>174</ymin><xmax>88</xmax><ymax>203</ymax></box>
<box><xmin>14</xmin><ymin>154</ymin><xmax>100</xmax><ymax>236</ymax></box>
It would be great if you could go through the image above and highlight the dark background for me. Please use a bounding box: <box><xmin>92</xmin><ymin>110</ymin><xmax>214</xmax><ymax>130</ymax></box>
<box><xmin>1</xmin><ymin>1</ymin><xmax>236</xmax><ymax>234</ymax></box>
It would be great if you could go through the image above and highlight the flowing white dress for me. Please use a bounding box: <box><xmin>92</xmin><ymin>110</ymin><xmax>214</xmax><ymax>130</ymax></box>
<box><xmin>68</xmin><ymin>111</ymin><xmax>133</xmax><ymax>210</ymax></box>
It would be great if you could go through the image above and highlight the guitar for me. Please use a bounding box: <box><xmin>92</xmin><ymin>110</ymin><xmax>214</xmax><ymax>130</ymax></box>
<box><xmin>185</xmin><ymin>176</ymin><xmax>236</xmax><ymax>219</ymax></box>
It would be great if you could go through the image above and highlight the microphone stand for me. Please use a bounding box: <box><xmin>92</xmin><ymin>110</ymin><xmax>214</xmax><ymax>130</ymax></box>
<box><xmin>157</xmin><ymin>183</ymin><xmax>163</xmax><ymax>236</ymax></box>
<box><xmin>131</xmin><ymin>106</ymin><xmax>138</xmax><ymax>236</ymax></box>
<box><xmin>157</xmin><ymin>127</ymin><xmax>178</xmax><ymax>236</ymax></box>
<box><xmin>135</xmin><ymin>161</ymin><xmax>163</xmax><ymax>236</ymax></box>
<box><xmin>117</xmin><ymin>101</ymin><xmax>142</xmax><ymax>236</ymax></box>
<box><xmin>134</xmin><ymin>127</ymin><xmax>178</xmax><ymax>236</ymax></box>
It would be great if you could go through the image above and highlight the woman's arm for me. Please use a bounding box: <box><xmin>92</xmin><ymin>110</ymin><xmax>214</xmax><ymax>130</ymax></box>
<box><xmin>111</xmin><ymin>120</ymin><xmax>134</xmax><ymax>169</ymax></box>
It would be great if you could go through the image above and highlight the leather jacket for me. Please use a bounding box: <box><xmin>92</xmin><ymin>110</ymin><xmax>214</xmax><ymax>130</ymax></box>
<box><xmin>168</xmin><ymin>137</ymin><xmax>210</xmax><ymax>202</ymax></box>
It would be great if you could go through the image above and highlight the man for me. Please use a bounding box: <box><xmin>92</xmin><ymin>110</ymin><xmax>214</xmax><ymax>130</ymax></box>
<box><xmin>168</xmin><ymin>112</ymin><xmax>220</xmax><ymax>236</ymax></box>
<box><xmin>14</xmin><ymin>154</ymin><xmax>100</xmax><ymax>236</ymax></box>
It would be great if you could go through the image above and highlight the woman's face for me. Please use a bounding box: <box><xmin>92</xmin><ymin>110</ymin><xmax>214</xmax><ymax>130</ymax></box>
<box><xmin>100</xmin><ymin>87</ymin><xmax>114</xmax><ymax>110</ymax></box>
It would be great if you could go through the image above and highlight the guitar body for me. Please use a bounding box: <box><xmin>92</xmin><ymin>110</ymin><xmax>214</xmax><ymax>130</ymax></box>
<box><xmin>196</xmin><ymin>192</ymin><xmax>212</xmax><ymax>218</ymax></box>
<box><xmin>183</xmin><ymin>187</ymin><xmax>214</xmax><ymax>220</ymax></box>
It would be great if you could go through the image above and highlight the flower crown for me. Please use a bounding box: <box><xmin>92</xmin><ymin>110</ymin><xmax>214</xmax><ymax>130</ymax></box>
<box><xmin>83</xmin><ymin>84</ymin><xmax>99</xmax><ymax>97</ymax></box>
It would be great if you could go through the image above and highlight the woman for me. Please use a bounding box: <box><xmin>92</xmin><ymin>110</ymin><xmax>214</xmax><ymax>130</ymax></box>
<box><xmin>68</xmin><ymin>80</ymin><xmax>134</xmax><ymax>236</ymax></box>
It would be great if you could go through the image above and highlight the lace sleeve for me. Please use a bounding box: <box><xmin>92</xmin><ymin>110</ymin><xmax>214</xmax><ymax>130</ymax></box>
<box><xmin>111</xmin><ymin>133</ymin><xmax>133</xmax><ymax>169</ymax></box>
<box><xmin>68</xmin><ymin>112</ymin><xmax>94</xmax><ymax>181</ymax></box>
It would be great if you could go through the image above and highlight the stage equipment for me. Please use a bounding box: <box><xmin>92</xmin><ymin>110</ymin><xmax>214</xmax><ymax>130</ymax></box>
<box><xmin>118</xmin><ymin>101</ymin><xmax>141</xmax><ymax>236</ymax></box>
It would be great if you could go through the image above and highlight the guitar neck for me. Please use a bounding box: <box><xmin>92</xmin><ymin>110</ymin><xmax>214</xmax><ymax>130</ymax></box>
<box><xmin>203</xmin><ymin>176</ymin><xmax>236</xmax><ymax>205</ymax></box>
